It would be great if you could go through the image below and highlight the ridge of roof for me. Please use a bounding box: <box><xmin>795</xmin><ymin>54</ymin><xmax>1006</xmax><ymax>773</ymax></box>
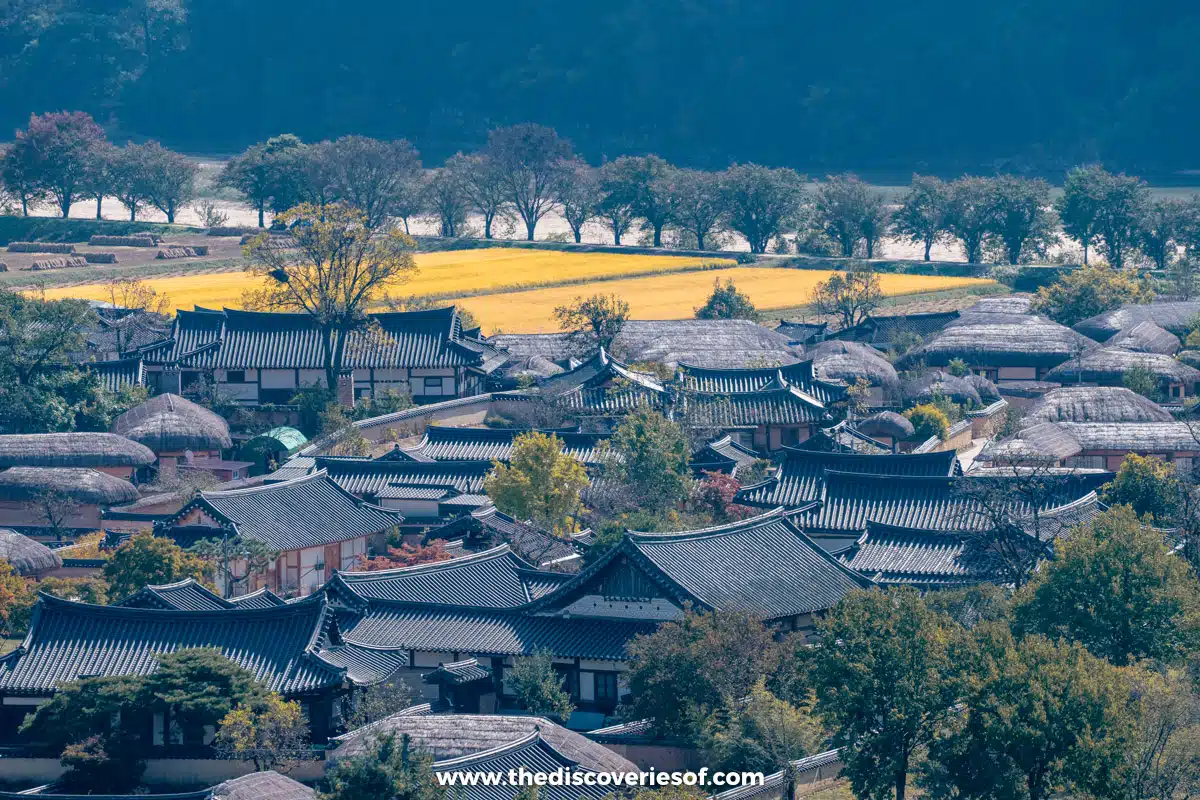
<box><xmin>335</xmin><ymin>544</ymin><xmax>522</xmax><ymax>581</ymax></box>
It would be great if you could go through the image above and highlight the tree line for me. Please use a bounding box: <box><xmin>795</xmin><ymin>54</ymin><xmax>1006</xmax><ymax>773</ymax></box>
<box><xmin>9</xmin><ymin>112</ymin><xmax>1200</xmax><ymax>270</ymax></box>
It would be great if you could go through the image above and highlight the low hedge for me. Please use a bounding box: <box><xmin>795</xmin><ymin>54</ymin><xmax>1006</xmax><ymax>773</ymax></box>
<box><xmin>0</xmin><ymin>217</ymin><xmax>201</xmax><ymax>245</ymax></box>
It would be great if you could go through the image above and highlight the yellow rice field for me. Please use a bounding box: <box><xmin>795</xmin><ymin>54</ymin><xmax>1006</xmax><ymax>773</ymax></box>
<box><xmin>40</xmin><ymin>248</ymin><xmax>734</xmax><ymax>309</ymax></box>
<box><xmin>459</xmin><ymin>268</ymin><xmax>997</xmax><ymax>333</ymax></box>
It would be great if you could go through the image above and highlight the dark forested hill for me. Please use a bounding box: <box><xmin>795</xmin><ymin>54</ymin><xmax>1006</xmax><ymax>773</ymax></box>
<box><xmin>1</xmin><ymin>0</ymin><xmax>1196</xmax><ymax>174</ymax></box>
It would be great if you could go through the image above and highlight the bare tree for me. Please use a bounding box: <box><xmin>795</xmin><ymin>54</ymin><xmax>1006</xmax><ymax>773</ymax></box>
<box><xmin>423</xmin><ymin>166</ymin><xmax>470</xmax><ymax>237</ymax></box>
<box><xmin>450</xmin><ymin>152</ymin><xmax>509</xmax><ymax>239</ymax></box>
<box><xmin>810</xmin><ymin>267</ymin><xmax>883</xmax><ymax>329</ymax></box>
<box><xmin>670</xmin><ymin>168</ymin><xmax>725</xmax><ymax>250</ymax></box>
<box><xmin>719</xmin><ymin>164</ymin><xmax>807</xmax><ymax>254</ymax></box>
<box><xmin>893</xmin><ymin>175</ymin><xmax>951</xmax><ymax>261</ymax></box>
<box><xmin>26</xmin><ymin>488</ymin><xmax>82</xmax><ymax>542</ymax></box>
<box><xmin>555</xmin><ymin>159</ymin><xmax>601</xmax><ymax>243</ymax></box>
<box><xmin>486</xmin><ymin>124</ymin><xmax>572</xmax><ymax>241</ymax></box>
<box><xmin>323</xmin><ymin>135</ymin><xmax>421</xmax><ymax>230</ymax></box>
<box><xmin>944</xmin><ymin>176</ymin><xmax>997</xmax><ymax>264</ymax></box>
<box><xmin>598</xmin><ymin>160</ymin><xmax>638</xmax><ymax>245</ymax></box>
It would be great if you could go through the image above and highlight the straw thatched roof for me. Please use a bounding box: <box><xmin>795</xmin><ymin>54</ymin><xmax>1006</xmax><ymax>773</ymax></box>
<box><xmin>329</xmin><ymin>713</ymin><xmax>637</xmax><ymax>773</ymax></box>
<box><xmin>1106</xmin><ymin>320</ymin><xmax>1181</xmax><ymax>355</ymax></box>
<box><xmin>966</xmin><ymin>296</ymin><xmax>1033</xmax><ymax>315</ymax></box>
<box><xmin>856</xmin><ymin>411</ymin><xmax>915</xmax><ymax>440</ymax></box>
<box><xmin>0</xmin><ymin>529</ymin><xmax>62</xmax><ymax>575</ymax></box>
<box><xmin>611</xmin><ymin>319</ymin><xmax>803</xmax><ymax>368</ymax></box>
<box><xmin>806</xmin><ymin>340</ymin><xmax>900</xmax><ymax>390</ymax></box>
<box><xmin>1044</xmin><ymin>347</ymin><xmax>1200</xmax><ymax>386</ymax></box>
<box><xmin>903</xmin><ymin>371</ymin><xmax>984</xmax><ymax>405</ymax></box>
<box><xmin>1074</xmin><ymin>301</ymin><xmax>1200</xmax><ymax>340</ymax></box>
<box><xmin>113</xmin><ymin>393</ymin><xmax>232</xmax><ymax>453</ymax></box>
<box><xmin>1026</xmin><ymin>386</ymin><xmax>1174</xmax><ymax>424</ymax></box>
<box><xmin>0</xmin><ymin>467</ymin><xmax>139</xmax><ymax>505</ymax></box>
<box><xmin>905</xmin><ymin>313</ymin><xmax>1095</xmax><ymax>368</ymax></box>
<box><xmin>211</xmin><ymin>771</ymin><xmax>315</xmax><ymax>800</ymax></box>
<box><xmin>0</xmin><ymin>433</ymin><xmax>155</xmax><ymax>469</ymax></box>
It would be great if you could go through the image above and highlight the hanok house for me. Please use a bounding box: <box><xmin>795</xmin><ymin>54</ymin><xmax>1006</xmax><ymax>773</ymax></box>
<box><xmin>523</xmin><ymin>507</ymin><xmax>873</xmax><ymax>637</ymax></box>
<box><xmin>1073</xmin><ymin>300</ymin><xmax>1200</xmax><ymax>341</ymax></box>
<box><xmin>835</xmin><ymin>521</ymin><xmax>1003</xmax><ymax>587</ymax></box>
<box><xmin>390</xmin><ymin>425</ymin><xmax>610</xmax><ymax>465</ymax></box>
<box><xmin>0</xmin><ymin>467</ymin><xmax>139</xmax><ymax>533</ymax></box>
<box><xmin>676</xmin><ymin>361</ymin><xmax>844</xmax><ymax>451</ymax></box>
<box><xmin>829</xmin><ymin>310</ymin><xmax>961</xmax><ymax>352</ymax></box>
<box><xmin>804</xmin><ymin>340</ymin><xmax>901</xmax><ymax>406</ymax></box>
<box><xmin>0</xmin><ymin>432</ymin><xmax>155</xmax><ymax>480</ymax></box>
<box><xmin>1025</xmin><ymin>386</ymin><xmax>1175</xmax><ymax>425</ymax></box>
<box><xmin>1044</xmin><ymin>347</ymin><xmax>1200</xmax><ymax>399</ymax></box>
<box><xmin>980</xmin><ymin>421</ymin><xmax>1200</xmax><ymax>472</ymax></box>
<box><xmin>156</xmin><ymin>470</ymin><xmax>401</xmax><ymax>596</ymax></box>
<box><xmin>535</xmin><ymin>347</ymin><xmax>670</xmax><ymax>415</ymax></box>
<box><xmin>425</xmin><ymin>505</ymin><xmax>587</xmax><ymax>570</ymax></box>
<box><xmin>117</xmin><ymin>577</ymin><xmax>286</xmax><ymax>611</ymax></box>
<box><xmin>0</xmin><ymin>593</ymin><xmax>350</xmax><ymax>744</ymax></box>
<box><xmin>112</xmin><ymin>393</ymin><xmax>237</xmax><ymax>480</ymax></box>
<box><xmin>304</xmin><ymin>456</ymin><xmax>495</xmax><ymax>527</ymax></box>
<box><xmin>319</xmin><ymin>549</ymin><xmax>652</xmax><ymax>728</ymax></box>
<box><xmin>901</xmin><ymin>310</ymin><xmax>1096</xmax><ymax>382</ymax></box>
<box><xmin>143</xmin><ymin>306</ymin><xmax>491</xmax><ymax>405</ymax></box>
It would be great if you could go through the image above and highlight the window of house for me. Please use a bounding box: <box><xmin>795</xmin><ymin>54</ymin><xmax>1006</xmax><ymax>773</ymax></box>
<box><xmin>424</xmin><ymin>377</ymin><xmax>444</xmax><ymax>393</ymax></box>
<box><xmin>227</xmin><ymin>370</ymin><xmax>246</xmax><ymax>383</ymax></box>
<box><xmin>553</xmin><ymin>665</ymin><xmax>579</xmax><ymax>700</ymax></box>
<box><xmin>595</xmin><ymin>672</ymin><xmax>618</xmax><ymax>709</ymax></box>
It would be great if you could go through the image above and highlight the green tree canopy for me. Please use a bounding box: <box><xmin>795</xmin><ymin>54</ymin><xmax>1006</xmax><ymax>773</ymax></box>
<box><xmin>893</xmin><ymin>175</ymin><xmax>950</xmax><ymax>262</ymax></box>
<box><xmin>553</xmin><ymin>292</ymin><xmax>630</xmax><ymax>351</ymax></box>
<box><xmin>102</xmin><ymin>533</ymin><xmax>210</xmax><ymax>602</ymax></box>
<box><xmin>695</xmin><ymin>278</ymin><xmax>756</xmax><ymax>320</ymax></box>
<box><xmin>1014</xmin><ymin>505</ymin><xmax>1200</xmax><ymax>666</ymax></box>
<box><xmin>507</xmin><ymin>648</ymin><xmax>574</xmax><ymax>722</ymax></box>
<box><xmin>700</xmin><ymin>678</ymin><xmax>824</xmax><ymax>775</ymax></box>
<box><xmin>604</xmin><ymin>407</ymin><xmax>692</xmax><ymax>508</ymax></box>
<box><xmin>484</xmin><ymin>431</ymin><xmax>589</xmax><ymax>534</ymax></box>
<box><xmin>1031</xmin><ymin>263</ymin><xmax>1153</xmax><ymax>326</ymax></box>
<box><xmin>320</xmin><ymin>732</ymin><xmax>445</xmax><ymax>800</ymax></box>
<box><xmin>921</xmin><ymin>626</ymin><xmax>1136</xmax><ymax>800</ymax></box>
<box><xmin>811</xmin><ymin>587</ymin><xmax>967</xmax><ymax>800</ymax></box>
<box><xmin>624</xmin><ymin>609</ymin><xmax>781</xmax><ymax>741</ymax></box>
<box><xmin>1101</xmin><ymin>454</ymin><xmax>1183</xmax><ymax>521</ymax></box>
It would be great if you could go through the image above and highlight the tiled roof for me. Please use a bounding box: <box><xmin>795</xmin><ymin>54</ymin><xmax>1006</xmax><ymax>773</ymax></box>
<box><xmin>404</xmin><ymin>426</ymin><xmax>610</xmax><ymax>464</ymax></box>
<box><xmin>116</xmin><ymin>578</ymin><xmax>234</xmax><ymax>611</ymax></box>
<box><xmin>692</xmin><ymin>435</ymin><xmax>762</xmax><ymax>475</ymax></box>
<box><xmin>536</xmin><ymin>348</ymin><xmax>668</xmax><ymax>413</ymax></box>
<box><xmin>422</xmin><ymin>657</ymin><xmax>492</xmax><ymax>685</ymax></box>
<box><xmin>830</xmin><ymin>311</ymin><xmax>960</xmax><ymax>347</ymax></box>
<box><xmin>681</xmin><ymin>385</ymin><xmax>829</xmax><ymax>426</ymax></box>
<box><xmin>163</xmin><ymin>471</ymin><xmax>401</xmax><ymax>551</ymax></box>
<box><xmin>429</xmin><ymin>733</ymin><xmax>599</xmax><ymax>800</ymax></box>
<box><xmin>427</xmin><ymin>506</ymin><xmax>583</xmax><ymax>568</ymax></box>
<box><xmin>229</xmin><ymin>588</ymin><xmax>287</xmax><ymax>609</ymax></box>
<box><xmin>775</xmin><ymin>320</ymin><xmax>828</xmax><ymax>345</ymax></box>
<box><xmin>317</xmin><ymin>641</ymin><xmax>410</xmax><ymax>685</ymax></box>
<box><xmin>798</xmin><ymin>471</ymin><xmax>977</xmax><ymax>533</ymax></box>
<box><xmin>737</xmin><ymin>448</ymin><xmax>959</xmax><ymax>509</ymax></box>
<box><xmin>316</xmin><ymin>457</ymin><xmax>493</xmax><ymax>497</ymax></box>
<box><xmin>532</xmin><ymin>508</ymin><xmax>871</xmax><ymax>620</ymax></box>
<box><xmin>679</xmin><ymin>361</ymin><xmax>846</xmax><ymax>403</ymax></box>
<box><xmin>165</xmin><ymin>307</ymin><xmax>482</xmax><ymax>370</ymax></box>
<box><xmin>338</xmin><ymin>603</ymin><xmax>652</xmax><ymax>661</ymax></box>
<box><xmin>262</xmin><ymin>456</ymin><xmax>317</xmax><ymax>483</ymax></box>
<box><xmin>326</xmin><ymin>545</ymin><xmax>571</xmax><ymax>609</ymax></box>
<box><xmin>83</xmin><ymin>356</ymin><xmax>146</xmax><ymax>392</ymax></box>
<box><xmin>0</xmin><ymin>594</ymin><xmax>344</xmax><ymax>696</ymax></box>
<box><xmin>839</xmin><ymin>522</ymin><xmax>1000</xmax><ymax>586</ymax></box>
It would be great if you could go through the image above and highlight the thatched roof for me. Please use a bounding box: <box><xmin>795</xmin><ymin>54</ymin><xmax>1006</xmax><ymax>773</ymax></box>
<box><xmin>806</xmin><ymin>340</ymin><xmax>900</xmax><ymax>389</ymax></box>
<box><xmin>905</xmin><ymin>313</ymin><xmax>1095</xmax><ymax>368</ymax></box>
<box><xmin>1026</xmin><ymin>386</ymin><xmax>1174</xmax><ymax>424</ymax></box>
<box><xmin>0</xmin><ymin>433</ymin><xmax>155</xmax><ymax>469</ymax></box>
<box><xmin>0</xmin><ymin>529</ymin><xmax>62</xmax><ymax>575</ymax></box>
<box><xmin>611</xmin><ymin>319</ymin><xmax>802</xmax><ymax>368</ymax></box>
<box><xmin>1106</xmin><ymin>320</ymin><xmax>1181</xmax><ymax>355</ymax></box>
<box><xmin>967</xmin><ymin>296</ymin><xmax>1033</xmax><ymax>315</ymax></box>
<box><xmin>211</xmin><ymin>771</ymin><xmax>315</xmax><ymax>800</ymax></box>
<box><xmin>1179</xmin><ymin>350</ymin><xmax>1200</xmax><ymax>369</ymax></box>
<box><xmin>980</xmin><ymin>422</ymin><xmax>1083</xmax><ymax>462</ymax></box>
<box><xmin>1074</xmin><ymin>301</ymin><xmax>1200</xmax><ymax>340</ymax></box>
<box><xmin>0</xmin><ymin>467</ymin><xmax>140</xmax><ymax>505</ymax></box>
<box><xmin>856</xmin><ymin>411</ymin><xmax>915</xmax><ymax>440</ymax></box>
<box><xmin>903</xmin><ymin>370</ymin><xmax>984</xmax><ymax>405</ymax></box>
<box><xmin>1044</xmin><ymin>347</ymin><xmax>1200</xmax><ymax>385</ymax></box>
<box><xmin>113</xmin><ymin>393</ymin><xmax>233</xmax><ymax>452</ymax></box>
<box><xmin>329</xmin><ymin>713</ymin><xmax>637</xmax><ymax>773</ymax></box>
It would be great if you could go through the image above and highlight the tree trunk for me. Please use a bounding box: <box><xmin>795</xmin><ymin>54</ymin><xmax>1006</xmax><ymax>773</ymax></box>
<box><xmin>613</xmin><ymin>230</ymin><xmax>621</xmax><ymax>246</ymax></box>
<box><xmin>20</xmin><ymin>197</ymin><xmax>27</xmax><ymax>217</ymax></box>
<box><xmin>1083</xmin><ymin>242</ymin><xmax>1089</xmax><ymax>265</ymax></box>
<box><xmin>258</xmin><ymin>203</ymin><xmax>265</xmax><ymax>228</ymax></box>
<box><xmin>526</xmin><ymin>220</ymin><xmax>536</xmax><ymax>241</ymax></box>
<box><xmin>924</xmin><ymin>239</ymin><xmax>932</xmax><ymax>261</ymax></box>
<box><xmin>697</xmin><ymin>231</ymin><xmax>706</xmax><ymax>250</ymax></box>
<box><xmin>866</xmin><ymin>239</ymin><xmax>876</xmax><ymax>258</ymax></box>
<box><xmin>653</xmin><ymin>224</ymin><xmax>663</xmax><ymax>247</ymax></box>
<box><xmin>402</xmin><ymin>216</ymin><xmax>410</xmax><ymax>235</ymax></box>
<box><xmin>130</xmin><ymin>206</ymin><xmax>137</xmax><ymax>222</ymax></box>
<box><xmin>167</xmin><ymin>207</ymin><xmax>176</xmax><ymax>224</ymax></box>
<box><xmin>895</xmin><ymin>769</ymin><xmax>906</xmax><ymax>800</ymax></box>
<box><xmin>96</xmin><ymin>196</ymin><xmax>103</xmax><ymax>220</ymax></box>
<box><xmin>573</xmin><ymin>228</ymin><xmax>582</xmax><ymax>244</ymax></box>
<box><xmin>484</xmin><ymin>214</ymin><xmax>494</xmax><ymax>239</ymax></box>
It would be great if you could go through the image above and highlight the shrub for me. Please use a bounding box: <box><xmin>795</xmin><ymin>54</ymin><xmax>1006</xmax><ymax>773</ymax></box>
<box><xmin>904</xmin><ymin>403</ymin><xmax>950</xmax><ymax>441</ymax></box>
<box><xmin>695</xmin><ymin>278</ymin><xmax>757</xmax><ymax>320</ymax></box>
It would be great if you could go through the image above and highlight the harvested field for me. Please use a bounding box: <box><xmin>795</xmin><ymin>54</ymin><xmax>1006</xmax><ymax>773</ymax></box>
<box><xmin>40</xmin><ymin>248</ymin><xmax>736</xmax><ymax>309</ymax></box>
<box><xmin>456</xmin><ymin>268</ymin><xmax>998</xmax><ymax>333</ymax></box>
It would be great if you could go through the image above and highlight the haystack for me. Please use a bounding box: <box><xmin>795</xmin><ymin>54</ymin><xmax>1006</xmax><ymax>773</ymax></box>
<box><xmin>83</xmin><ymin>252</ymin><xmax>118</xmax><ymax>264</ymax></box>
<box><xmin>28</xmin><ymin>256</ymin><xmax>87</xmax><ymax>270</ymax></box>
<box><xmin>7</xmin><ymin>242</ymin><xmax>75</xmax><ymax>253</ymax></box>
<box><xmin>88</xmin><ymin>234</ymin><xmax>158</xmax><ymax>247</ymax></box>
